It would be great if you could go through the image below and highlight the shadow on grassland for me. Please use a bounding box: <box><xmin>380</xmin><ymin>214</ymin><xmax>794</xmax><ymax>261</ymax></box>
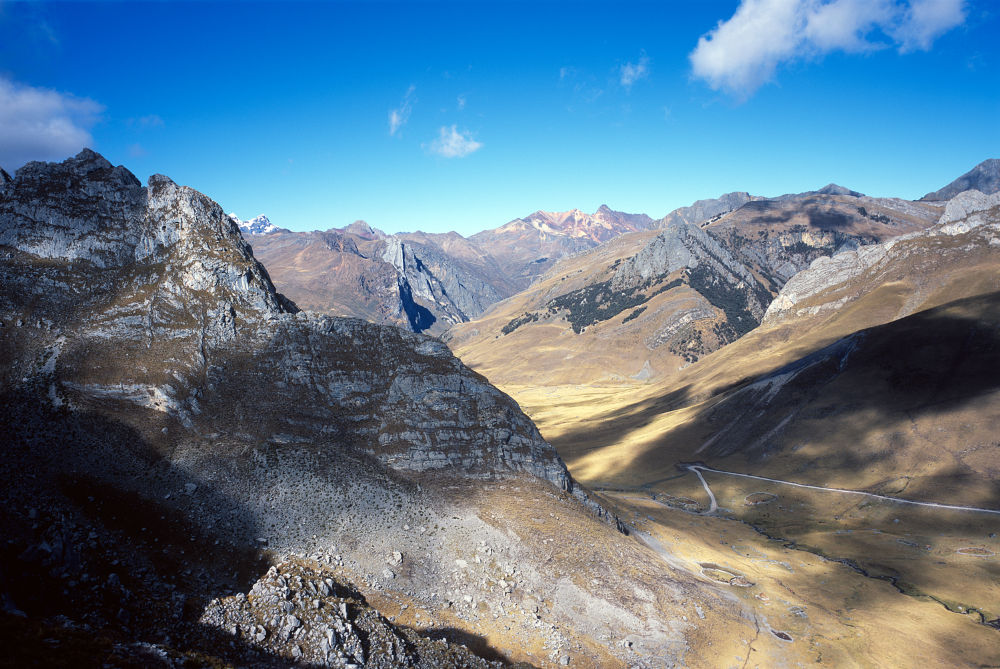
<box><xmin>554</xmin><ymin>291</ymin><xmax>1000</xmax><ymax>507</ymax></box>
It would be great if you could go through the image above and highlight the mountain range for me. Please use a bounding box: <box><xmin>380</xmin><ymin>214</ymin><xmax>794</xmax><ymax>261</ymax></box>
<box><xmin>1</xmin><ymin>150</ymin><xmax>766</xmax><ymax>667</ymax></box>
<box><xmin>447</xmin><ymin>184</ymin><xmax>942</xmax><ymax>387</ymax></box>
<box><xmin>4</xmin><ymin>151</ymin><xmax>1000</xmax><ymax>667</ymax></box>
<box><xmin>247</xmin><ymin>160</ymin><xmax>999</xmax><ymax>343</ymax></box>
<box><xmin>443</xmin><ymin>164</ymin><xmax>1000</xmax><ymax>666</ymax></box>
<box><xmin>242</xmin><ymin>195</ymin><xmax>752</xmax><ymax>335</ymax></box>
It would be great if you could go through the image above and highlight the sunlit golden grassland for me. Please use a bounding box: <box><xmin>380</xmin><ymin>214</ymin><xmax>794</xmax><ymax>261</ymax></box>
<box><xmin>452</xmin><ymin>230</ymin><xmax>1000</xmax><ymax>666</ymax></box>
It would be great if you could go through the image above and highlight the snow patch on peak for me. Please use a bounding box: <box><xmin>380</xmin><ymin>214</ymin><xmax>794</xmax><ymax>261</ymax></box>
<box><xmin>230</xmin><ymin>213</ymin><xmax>281</xmax><ymax>235</ymax></box>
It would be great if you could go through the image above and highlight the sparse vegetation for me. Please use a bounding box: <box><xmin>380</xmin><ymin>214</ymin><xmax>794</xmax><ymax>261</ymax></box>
<box><xmin>622</xmin><ymin>306</ymin><xmax>646</xmax><ymax>324</ymax></box>
<box><xmin>500</xmin><ymin>311</ymin><xmax>540</xmax><ymax>335</ymax></box>
<box><xmin>857</xmin><ymin>206</ymin><xmax>891</xmax><ymax>224</ymax></box>
<box><xmin>687</xmin><ymin>265</ymin><xmax>758</xmax><ymax>338</ymax></box>
<box><xmin>548</xmin><ymin>277</ymin><xmax>683</xmax><ymax>334</ymax></box>
<box><xmin>669</xmin><ymin>325</ymin><xmax>705</xmax><ymax>363</ymax></box>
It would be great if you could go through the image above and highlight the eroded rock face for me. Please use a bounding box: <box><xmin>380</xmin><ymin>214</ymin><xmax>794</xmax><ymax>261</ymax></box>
<box><xmin>764</xmin><ymin>189</ymin><xmax>1000</xmax><ymax>324</ymax></box>
<box><xmin>380</xmin><ymin>237</ymin><xmax>505</xmax><ymax>324</ymax></box>
<box><xmin>610</xmin><ymin>221</ymin><xmax>772</xmax><ymax>335</ymax></box>
<box><xmin>0</xmin><ymin>149</ymin><xmax>570</xmax><ymax>489</ymax></box>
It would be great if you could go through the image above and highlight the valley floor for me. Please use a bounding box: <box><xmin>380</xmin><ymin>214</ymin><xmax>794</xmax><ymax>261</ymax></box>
<box><xmin>502</xmin><ymin>382</ymin><xmax>1000</xmax><ymax>668</ymax></box>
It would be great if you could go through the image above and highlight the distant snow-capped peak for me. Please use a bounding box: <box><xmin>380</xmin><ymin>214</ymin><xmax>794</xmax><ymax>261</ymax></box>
<box><xmin>229</xmin><ymin>213</ymin><xmax>280</xmax><ymax>235</ymax></box>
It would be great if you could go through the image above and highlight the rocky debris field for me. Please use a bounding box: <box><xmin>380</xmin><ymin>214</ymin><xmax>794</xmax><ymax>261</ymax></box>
<box><xmin>202</xmin><ymin>558</ymin><xmax>519</xmax><ymax>668</ymax></box>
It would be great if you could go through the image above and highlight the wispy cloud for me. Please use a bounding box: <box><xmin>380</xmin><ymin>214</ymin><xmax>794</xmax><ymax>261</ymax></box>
<box><xmin>126</xmin><ymin>114</ymin><xmax>164</xmax><ymax>129</ymax></box>
<box><xmin>428</xmin><ymin>125</ymin><xmax>482</xmax><ymax>158</ymax></box>
<box><xmin>388</xmin><ymin>85</ymin><xmax>415</xmax><ymax>136</ymax></box>
<box><xmin>128</xmin><ymin>143</ymin><xmax>147</xmax><ymax>158</ymax></box>
<box><xmin>690</xmin><ymin>0</ymin><xmax>966</xmax><ymax>100</ymax></box>
<box><xmin>457</xmin><ymin>94</ymin><xmax>467</xmax><ymax>111</ymax></box>
<box><xmin>558</xmin><ymin>66</ymin><xmax>604</xmax><ymax>110</ymax></box>
<box><xmin>893</xmin><ymin>0</ymin><xmax>967</xmax><ymax>51</ymax></box>
<box><xmin>138</xmin><ymin>114</ymin><xmax>164</xmax><ymax>128</ymax></box>
<box><xmin>620</xmin><ymin>53</ymin><xmax>650</xmax><ymax>90</ymax></box>
<box><xmin>0</xmin><ymin>75</ymin><xmax>103</xmax><ymax>171</ymax></box>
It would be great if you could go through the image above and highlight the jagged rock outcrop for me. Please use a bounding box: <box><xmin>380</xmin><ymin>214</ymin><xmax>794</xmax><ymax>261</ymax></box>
<box><xmin>921</xmin><ymin>159</ymin><xmax>1000</xmax><ymax>201</ymax></box>
<box><xmin>611</xmin><ymin>221</ymin><xmax>770</xmax><ymax>333</ymax></box>
<box><xmin>201</xmin><ymin>560</ymin><xmax>510</xmax><ymax>668</ymax></box>
<box><xmin>938</xmin><ymin>188</ymin><xmax>1000</xmax><ymax>225</ymax></box>
<box><xmin>0</xmin><ymin>150</ymin><xmax>570</xmax><ymax>488</ymax></box>
<box><xmin>380</xmin><ymin>237</ymin><xmax>505</xmax><ymax>325</ymax></box>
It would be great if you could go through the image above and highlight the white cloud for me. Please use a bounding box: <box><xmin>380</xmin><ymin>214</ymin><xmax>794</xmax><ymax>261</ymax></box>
<box><xmin>388</xmin><ymin>85</ymin><xmax>415</xmax><ymax>136</ymax></box>
<box><xmin>690</xmin><ymin>0</ymin><xmax>966</xmax><ymax>99</ymax></box>
<box><xmin>457</xmin><ymin>94</ymin><xmax>467</xmax><ymax>110</ymax></box>
<box><xmin>428</xmin><ymin>125</ymin><xmax>482</xmax><ymax>158</ymax></box>
<box><xmin>803</xmin><ymin>0</ymin><xmax>894</xmax><ymax>51</ymax></box>
<box><xmin>0</xmin><ymin>76</ymin><xmax>103</xmax><ymax>171</ymax></box>
<box><xmin>620</xmin><ymin>54</ymin><xmax>650</xmax><ymax>90</ymax></box>
<box><xmin>892</xmin><ymin>0</ymin><xmax>966</xmax><ymax>51</ymax></box>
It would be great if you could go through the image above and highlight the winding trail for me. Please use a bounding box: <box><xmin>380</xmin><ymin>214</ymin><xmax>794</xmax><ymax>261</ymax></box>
<box><xmin>686</xmin><ymin>465</ymin><xmax>1000</xmax><ymax>516</ymax></box>
<box><xmin>689</xmin><ymin>466</ymin><xmax>718</xmax><ymax>514</ymax></box>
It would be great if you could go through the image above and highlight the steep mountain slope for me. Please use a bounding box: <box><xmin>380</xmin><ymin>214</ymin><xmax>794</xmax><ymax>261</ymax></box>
<box><xmin>498</xmin><ymin>190</ymin><xmax>1000</xmax><ymax>665</ymax></box>
<box><xmin>448</xmin><ymin>188</ymin><xmax>940</xmax><ymax>388</ymax></box>
<box><xmin>246</xmin><ymin>205</ymin><xmax>657</xmax><ymax>335</ymax></box>
<box><xmin>245</xmin><ymin>228</ymin><xmax>513</xmax><ymax>334</ymax></box>
<box><xmin>1</xmin><ymin>151</ymin><xmax>769</xmax><ymax>668</ymax></box>
<box><xmin>921</xmin><ymin>158</ymin><xmax>1000</xmax><ymax>201</ymax></box>
<box><xmin>246</xmin><ymin>195</ymin><xmax>765</xmax><ymax>339</ymax></box>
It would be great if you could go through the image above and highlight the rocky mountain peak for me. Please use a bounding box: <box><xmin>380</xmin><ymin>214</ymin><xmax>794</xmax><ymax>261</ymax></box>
<box><xmin>0</xmin><ymin>150</ymin><xmax>295</xmax><ymax>330</ymax></box>
<box><xmin>922</xmin><ymin>158</ymin><xmax>1000</xmax><ymax>201</ymax></box>
<box><xmin>13</xmin><ymin>147</ymin><xmax>142</xmax><ymax>197</ymax></box>
<box><xmin>341</xmin><ymin>219</ymin><xmax>387</xmax><ymax>239</ymax></box>
<box><xmin>1</xmin><ymin>148</ymin><xmax>568</xmax><ymax>485</ymax></box>
<box><xmin>816</xmin><ymin>183</ymin><xmax>864</xmax><ymax>197</ymax></box>
<box><xmin>658</xmin><ymin>191</ymin><xmax>754</xmax><ymax>228</ymax></box>
<box><xmin>229</xmin><ymin>212</ymin><xmax>283</xmax><ymax>235</ymax></box>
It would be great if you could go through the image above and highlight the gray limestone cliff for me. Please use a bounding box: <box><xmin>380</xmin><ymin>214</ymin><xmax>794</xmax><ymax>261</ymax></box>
<box><xmin>380</xmin><ymin>237</ymin><xmax>504</xmax><ymax>325</ymax></box>
<box><xmin>0</xmin><ymin>149</ymin><xmax>570</xmax><ymax>490</ymax></box>
<box><xmin>657</xmin><ymin>191</ymin><xmax>754</xmax><ymax>228</ymax></box>
<box><xmin>611</xmin><ymin>221</ymin><xmax>772</xmax><ymax>332</ymax></box>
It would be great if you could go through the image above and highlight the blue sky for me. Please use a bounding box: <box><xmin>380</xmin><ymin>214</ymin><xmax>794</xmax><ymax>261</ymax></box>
<box><xmin>1</xmin><ymin>1</ymin><xmax>998</xmax><ymax>234</ymax></box>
